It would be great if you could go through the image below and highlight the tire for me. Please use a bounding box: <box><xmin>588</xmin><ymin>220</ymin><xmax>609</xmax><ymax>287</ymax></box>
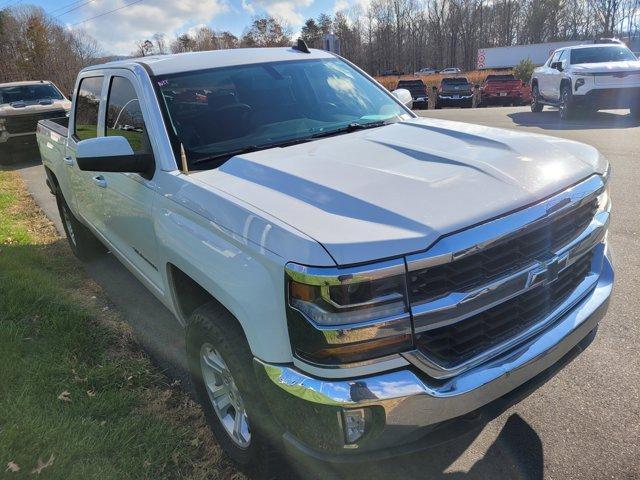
<box><xmin>186</xmin><ymin>302</ymin><xmax>282</xmax><ymax>479</ymax></box>
<box><xmin>530</xmin><ymin>84</ymin><xmax>543</xmax><ymax>112</ymax></box>
<box><xmin>55</xmin><ymin>192</ymin><xmax>106</xmax><ymax>261</ymax></box>
<box><xmin>559</xmin><ymin>84</ymin><xmax>576</xmax><ymax>121</ymax></box>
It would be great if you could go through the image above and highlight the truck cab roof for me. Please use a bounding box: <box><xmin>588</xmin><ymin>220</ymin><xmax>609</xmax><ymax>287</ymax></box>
<box><xmin>83</xmin><ymin>47</ymin><xmax>336</xmax><ymax>76</ymax></box>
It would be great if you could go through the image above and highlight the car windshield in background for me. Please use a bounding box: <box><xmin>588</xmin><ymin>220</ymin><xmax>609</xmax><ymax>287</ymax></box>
<box><xmin>570</xmin><ymin>46</ymin><xmax>637</xmax><ymax>65</ymax></box>
<box><xmin>485</xmin><ymin>75</ymin><xmax>516</xmax><ymax>81</ymax></box>
<box><xmin>0</xmin><ymin>84</ymin><xmax>63</xmax><ymax>105</ymax></box>
<box><xmin>442</xmin><ymin>77</ymin><xmax>469</xmax><ymax>85</ymax></box>
<box><xmin>155</xmin><ymin>58</ymin><xmax>408</xmax><ymax>169</ymax></box>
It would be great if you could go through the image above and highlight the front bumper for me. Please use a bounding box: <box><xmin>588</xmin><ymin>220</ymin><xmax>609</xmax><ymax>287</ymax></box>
<box><xmin>255</xmin><ymin>253</ymin><xmax>613</xmax><ymax>461</ymax></box>
<box><xmin>575</xmin><ymin>86</ymin><xmax>640</xmax><ymax>109</ymax></box>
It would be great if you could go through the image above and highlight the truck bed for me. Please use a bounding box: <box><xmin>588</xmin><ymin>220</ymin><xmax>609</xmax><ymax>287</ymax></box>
<box><xmin>36</xmin><ymin>117</ymin><xmax>69</xmax><ymax>173</ymax></box>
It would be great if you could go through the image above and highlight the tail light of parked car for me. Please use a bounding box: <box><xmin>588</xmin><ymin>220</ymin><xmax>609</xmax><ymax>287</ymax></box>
<box><xmin>285</xmin><ymin>260</ymin><xmax>413</xmax><ymax>365</ymax></box>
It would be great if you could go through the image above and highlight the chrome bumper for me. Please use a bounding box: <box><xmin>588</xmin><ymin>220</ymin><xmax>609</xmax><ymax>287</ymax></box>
<box><xmin>255</xmin><ymin>253</ymin><xmax>613</xmax><ymax>458</ymax></box>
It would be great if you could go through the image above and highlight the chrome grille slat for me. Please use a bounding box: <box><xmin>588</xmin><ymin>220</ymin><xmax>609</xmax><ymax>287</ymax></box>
<box><xmin>408</xmin><ymin>197</ymin><xmax>598</xmax><ymax>305</ymax></box>
<box><xmin>414</xmin><ymin>253</ymin><xmax>593</xmax><ymax>366</ymax></box>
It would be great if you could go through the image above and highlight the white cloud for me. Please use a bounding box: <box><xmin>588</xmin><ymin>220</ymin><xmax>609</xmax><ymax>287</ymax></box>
<box><xmin>333</xmin><ymin>0</ymin><xmax>348</xmax><ymax>13</ymax></box>
<box><xmin>241</xmin><ymin>0</ymin><xmax>314</xmax><ymax>26</ymax></box>
<box><xmin>241</xmin><ymin>0</ymin><xmax>255</xmax><ymax>14</ymax></box>
<box><xmin>71</xmin><ymin>0</ymin><xmax>229</xmax><ymax>55</ymax></box>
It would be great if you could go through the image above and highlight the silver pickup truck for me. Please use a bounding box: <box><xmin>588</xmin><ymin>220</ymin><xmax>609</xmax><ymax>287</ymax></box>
<box><xmin>0</xmin><ymin>81</ymin><xmax>70</xmax><ymax>163</ymax></box>
<box><xmin>36</xmin><ymin>46</ymin><xmax>613</xmax><ymax>476</ymax></box>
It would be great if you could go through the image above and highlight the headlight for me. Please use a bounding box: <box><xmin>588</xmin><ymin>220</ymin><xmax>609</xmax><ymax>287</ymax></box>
<box><xmin>285</xmin><ymin>260</ymin><xmax>413</xmax><ymax>365</ymax></box>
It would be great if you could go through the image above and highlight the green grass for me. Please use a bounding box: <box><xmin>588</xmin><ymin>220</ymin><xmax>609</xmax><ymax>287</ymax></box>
<box><xmin>0</xmin><ymin>171</ymin><xmax>229</xmax><ymax>479</ymax></box>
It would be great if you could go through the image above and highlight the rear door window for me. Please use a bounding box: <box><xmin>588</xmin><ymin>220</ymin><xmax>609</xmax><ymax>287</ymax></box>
<box><xmin>105</xmin><ymin>76</ymin><xmax>149</xmax><ymax>154</ymax></box>
<box><xmin>74</xmin><ymin>76</ymin><xmax>103</xmax><ymax>141</ymax></box>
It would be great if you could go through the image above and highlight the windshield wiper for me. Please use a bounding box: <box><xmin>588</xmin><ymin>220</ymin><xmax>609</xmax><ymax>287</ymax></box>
<box><xmin>190</xmin><ymin>137</ymin><xmax>316</xmax><ymax>166</ymax></box>
<box><xmin>310</xmin><ymin>120</ymin><xmax>391</xmax><ymax>139</ymax></box>
<box><xmin>190</xmin><ymin>120</ymin><xmax>393</xmax><ymax>167</ymax></box>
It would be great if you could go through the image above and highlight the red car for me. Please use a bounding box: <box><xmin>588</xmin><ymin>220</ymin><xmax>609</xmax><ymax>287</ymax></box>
<box><xmin>480</xmin><ymin>74</ymin><xmax>531</xmax><ymax>106</ymax></box>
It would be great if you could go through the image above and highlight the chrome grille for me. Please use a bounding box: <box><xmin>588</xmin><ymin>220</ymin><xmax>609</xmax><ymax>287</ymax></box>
<box><xmin>414</xmin><ymin>251</ymin><xmax>593</xmax><ymax>367</ymax></box>
<box><xmin>404</xmin><ymin>175</ymin><xmax>608</xmax><ymax>379</ymax></box>
<box><xmin>5</xmin><ymin>110</ymin><xmax>66</xmax><ymax>134</ymax></box>
<box><xmin>408</xmin><ymin>197</ymin><xmax>598</xmax><ymax>305</ymax></box>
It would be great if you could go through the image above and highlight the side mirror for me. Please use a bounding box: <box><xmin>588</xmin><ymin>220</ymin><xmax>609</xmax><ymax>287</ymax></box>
<box><xmin>392</xmin><ymin>88</ymin><xmax>413</xmax><ymax>109</ymax></box>
<box><xmin>76</xmin><ymin>136</ymin><xmax>154</xmax><ymax>177</ymax></box>
<box><xmin>550</xmin><ymin>61</ymin><xmax>564</xmax><ymax>71</ymax></box>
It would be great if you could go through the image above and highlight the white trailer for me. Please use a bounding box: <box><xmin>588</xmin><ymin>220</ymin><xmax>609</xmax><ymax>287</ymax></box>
<box><xmin>477</xmin><ymin>41</ymin><xmax>585</xmax><ymax>69</ymax></box>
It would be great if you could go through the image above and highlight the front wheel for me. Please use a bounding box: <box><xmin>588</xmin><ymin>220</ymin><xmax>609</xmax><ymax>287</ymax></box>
<box><xmin>559</xmin><ymin>84</ymin><xmax>576</xmax><ymax>121</ymax></box>
<box><xmin>186</xmin><ymin>302</ymin><xmax>281</xmax><ymax>478</ymax></box>
<box><xmin>55</xmin><ymin>192</ymin><xmax>106</xmax><ymax>261</ymax></box>
<box><xmin>530</xmin><ymin>85</ymin><xmax>543</xmax><ymax>112</ymax></box>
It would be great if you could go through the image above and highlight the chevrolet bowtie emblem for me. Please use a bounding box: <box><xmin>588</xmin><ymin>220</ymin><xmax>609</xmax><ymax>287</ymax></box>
<box><xmin>528</xmin><ymin>256</ymin><xmax>567</xmax><ymax>288</ymax></box>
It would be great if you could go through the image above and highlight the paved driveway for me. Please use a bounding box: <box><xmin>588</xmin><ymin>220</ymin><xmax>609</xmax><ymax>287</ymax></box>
<box><xmin>14</xmin><ymin>106</ymin><xmax>639</xmax><ymax>479</ymax></box>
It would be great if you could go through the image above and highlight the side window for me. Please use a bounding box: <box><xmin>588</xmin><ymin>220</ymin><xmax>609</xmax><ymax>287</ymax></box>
<box><xmin>105</xmin><ymin>76</ymin><xmax>149</xmax><ymax>154</ymax></box>
<box><xmin>74</xmin><ymin>76</ymin><xmax>103</xmax><ymax>141</ymax></box>
<box><xmin>558</xmin><ymin>50</ymin><xmax>567</xmax><ymax>62</ymax></box>
<box><xmin>550</xmin><ymin>51</ymin><xmax>562</xmax><ymax>64</ymax></box>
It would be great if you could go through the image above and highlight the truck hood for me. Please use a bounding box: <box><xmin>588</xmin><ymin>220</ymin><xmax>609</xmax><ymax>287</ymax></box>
<box><xmin>570</xmin><ymin>60</ymin><xmax>640</xmax><ymax>74</ymax></box>
<box><xmin>0</xmin><ymin>99</ymin><xmax>71</xmax><ymax>117</ymax></box>
<box><xmin>191</xmin><ymin>117</ymin><xmax>606</xmax><ymax>266</ymax></box>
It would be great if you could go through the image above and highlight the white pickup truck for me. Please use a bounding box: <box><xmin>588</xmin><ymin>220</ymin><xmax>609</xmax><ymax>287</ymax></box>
<box><xmin>531</xmin><ymin>41</ymin><xmax>640</xmax><ymax>120</ymax></box>
<box><xmin>36</xmin><ymin>45</ymin><xmax>613</xmax><ymax>475</ymax></box>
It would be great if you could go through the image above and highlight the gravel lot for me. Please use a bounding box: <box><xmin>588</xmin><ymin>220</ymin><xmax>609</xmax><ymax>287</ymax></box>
<box><xmin>15</xmin><ymin>106</ymin><xmax>640</xmax><ymax>479</ymax></box>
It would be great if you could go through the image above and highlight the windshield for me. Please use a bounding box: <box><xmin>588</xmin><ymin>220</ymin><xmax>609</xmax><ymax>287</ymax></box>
<box><xmin>0</xmin><ymin>84</ymin><xmax>64</xmax><ymax>105</ymax></box>
<box><xmin>442</xmin><ymin>77</ymin><xmax>469</xmax><ymax>85</ymax></box>
<box><xmin>485</xmin><ymin>75</ymin><xmax>516</xmax><ymax>82</ymax></box>
<box><xmin>570</xmin><ymin>46</ymin><xmax>637</xmax><ymax>65</ymax></box>
<box><xmin>155</xmin><ymin>58</ymin><xmax>408</xmax><ymax>169</ymax></box>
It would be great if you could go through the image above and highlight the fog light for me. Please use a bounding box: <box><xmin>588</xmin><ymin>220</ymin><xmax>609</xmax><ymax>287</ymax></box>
<box><xmin>342</xmin><ymin>408</ymin><xmax>367</xmax><ymax>444</ymax></box>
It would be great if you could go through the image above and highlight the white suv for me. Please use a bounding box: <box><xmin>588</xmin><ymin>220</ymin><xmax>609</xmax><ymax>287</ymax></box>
<box><xmin>531</xmin><ymin>42</ymin><xmax>640</xmax><ymax>120</ymax></box>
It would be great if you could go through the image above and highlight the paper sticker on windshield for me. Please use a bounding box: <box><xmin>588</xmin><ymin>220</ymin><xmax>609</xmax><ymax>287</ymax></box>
<box><xmin>157</xmin><ymin>79</ymin><xmax>169</xmax><ymax>87</ymax></box>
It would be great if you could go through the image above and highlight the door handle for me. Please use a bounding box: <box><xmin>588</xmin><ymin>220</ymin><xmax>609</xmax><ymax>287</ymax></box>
<box><xmin>92</xmin><ymin>175</ymin><xmax>107</xmax><ymax>188</ymax></box>
<box><xmin>63</xmin><ymin>156</ymin><xmax>74</xmax><ymax>166</ymax></box>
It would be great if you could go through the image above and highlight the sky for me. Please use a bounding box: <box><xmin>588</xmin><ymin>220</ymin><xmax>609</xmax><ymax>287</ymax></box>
<box><xmin>9</xmin><ymin>0</ymin><xmax>358</xmax><ymax>55</ymax></box>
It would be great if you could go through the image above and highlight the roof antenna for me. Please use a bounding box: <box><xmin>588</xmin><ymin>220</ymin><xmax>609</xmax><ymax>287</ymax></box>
<box><xmin>180</xmin><ymin>143</ymin><xmax>189</xmax><ymax>174</ymax></box>
<box><xmin>293</xmin><ymin>38</ymin><xmax>310</xmax><ymax>54</ymax></box>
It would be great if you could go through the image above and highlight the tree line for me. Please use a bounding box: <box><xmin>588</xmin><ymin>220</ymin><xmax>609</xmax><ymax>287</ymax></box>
<box><xmin>135</xmin><ymin>0</ymin><xmax>639</xmax><ymax>74</ymax></box>
<box><xmin>1</xmin><ymin>1</ymin><xmax>638</xmax><ymax>94</ymax></box>
<box><xmin>0</xmin><ymin>6</ymin><xmax>101</xmax><ymax>95</ymax></box>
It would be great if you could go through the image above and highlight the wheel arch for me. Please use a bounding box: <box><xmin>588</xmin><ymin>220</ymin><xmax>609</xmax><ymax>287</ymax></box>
<box><xmin>166</xmin><ymin>263</ymin><xmax>250</xmax><ymax>343</ymax></box>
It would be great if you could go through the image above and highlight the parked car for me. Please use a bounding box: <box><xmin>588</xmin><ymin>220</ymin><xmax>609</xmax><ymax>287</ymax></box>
<box><xmin>440</xmin><ymin>67</ymin><xmax>462</xmax><ymax>74</ymax></box>
<box><xmin>0</xmin><ymin>81</ymin><xmax>70</xmax><ymax>163</ymax></box>
<box><xmin>36</xmin><ymin>46</ymin><xmax>612</xmax><ymax>475</ymax></box>
<box><xmin>414</xmin><ymin>67</ymin><xmax>437</xmax><ymax>76</ymax></box>
<box><xmin>480</xmin><ymin>74</ymin><xmax>532</xmax><ymax>106</ymax></box>
<box><xmin>437</xmin><ymin>76</ymin><xmax>474</xmax><ymax>108</ymax></box>
<box><xmin>530</xmin><ymin>42</ymin><xmax>640</xmax><ymax>120</ymax></box>
<box><xmin>396</xmin><ymin>79</ymin><xmax>429</xmax><ymax>108</ymax></box>
<box><xmin>379</xmin><ymin>69</ymin><xmax>405</xmax><ymax>76</ymax></box>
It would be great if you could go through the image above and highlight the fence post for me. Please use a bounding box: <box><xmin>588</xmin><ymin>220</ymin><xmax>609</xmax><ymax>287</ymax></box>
<box><xmin>473</xmin><ymin>84</ymin><xmax>481</xmax><ymax>108</ymax></box>
<box><xmin>429</xmin><ymin>86</ymin><xmax>438</xmax><ymax>110</ymax></box>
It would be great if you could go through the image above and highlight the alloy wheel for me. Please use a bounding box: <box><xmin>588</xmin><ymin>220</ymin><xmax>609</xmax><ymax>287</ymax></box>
<box><xmin>200</xmin><ymin>343</ymin><xmax>251</xmax><ymax>448</ymax></box>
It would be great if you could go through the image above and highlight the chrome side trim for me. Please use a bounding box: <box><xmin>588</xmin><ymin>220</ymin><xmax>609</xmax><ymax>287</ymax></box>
<box><xmin>405</xmin><ymin>174</ymin><xmax>604</xmax><ymax>272</ymax></box>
